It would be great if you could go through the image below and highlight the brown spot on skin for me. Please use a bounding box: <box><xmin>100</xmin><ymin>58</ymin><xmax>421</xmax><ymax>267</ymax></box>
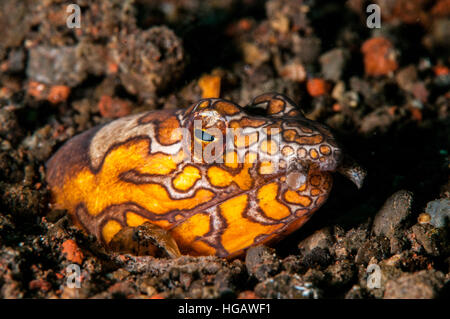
<box><xmin>282</xmin><ymin>146</ymin><xmax>294</xmax><ymax>156</ymax></box>
<box><xmin>296</xmin><ymin>134</ymin><xmax>324</xmax><ymax>145</ymax></box>
<box><xmin>214</xmin><ymin>101</ymin><xmax>240</xmax><ymax>115</ymax></box>
<box><xmin>252</xmin><ymin>93</ymin><xmax>301</xmax><ymax>118</ymax></box>
<box><xmin>268</xmin><ymin>99</ymin><xmax>285</xmax><ymax>115</ymax></box>
<box><xmin>310</xmin><ymin>188</ymin><xmax>321</xmax><ymax>196</ymax></box>
<box><xmin>300</xmin><ymin>126</ymin><xmax>314</xmax><ymax>133</ymax></box>
<box><xmin>310</xmin><ymin>175</ymin><xmax>322</xmax><ymax>186</ymax></box>
<box><xmin>239</xmin><ymin>117</ymin><xmax>267</xmax><ymax>127</ymax></box>
<box><xmin>199</xmin><ymin>100</ymin><xmax>210</xmax><ymax>108</ymax></box>
<box><xmin>320</xmin><ymin>145</ymin><xmax>331</xmax><ymax>155</ymax></box>
<box><xmin>322</xmin><ymin>177</ymin><xmax>332</xmax><ymax>191</ymax></box>
<box><xmin>287</xmin><ymin>110</ymin><xmax>300</xmax><ymax>117</ymax></box>
<box><xmin>158</xmin><ymin>116</ymin><xmax>182</xmax><ymax>145</ymax></box>
<box><xmin>284</xmin><ymin>129</ymin><xmax>324</xmax><ymax>145</ymax></box>
<box><xmin>283</xmin><ymin>129</ymin><xmax>297</xmax><ymax>142</ymax></box>
<box><xmin>298</xmin><ymin>148</ymin><xmax>307</xmax><ymax>158</ymax></box>
<box><xmin>309</xmin><ymin>149</ymin><xmax>319</xmax><ymax>159</ymax></box>
<box><xmin>253</xmin><ymin>93</ymin><xmax>274</xmax><ymax>104</ymax></box>
<box><xmin>229</xmin><ymin>118</ymin><xmax>267</xmax><ymax>130</ymax></box>
<box><xmin>260</xmin><ymin>140</ymin><xmax>278</xmax><ymax>155</ymax></box>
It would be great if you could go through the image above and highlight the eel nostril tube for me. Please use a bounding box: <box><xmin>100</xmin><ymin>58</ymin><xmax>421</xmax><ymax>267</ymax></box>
<box><xmin>337</xmin><ymin>154</ymin><xmax>367</xmax><ymax>189</ymax></box>
<box><xmin>286</xmin><ymin>160</ymin><xmax>307</xmax><ymax>190</ymax></box>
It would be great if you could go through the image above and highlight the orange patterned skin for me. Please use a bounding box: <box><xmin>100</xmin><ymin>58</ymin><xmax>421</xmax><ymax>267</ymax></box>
<box><xmin>46</xmin><ymin>93</ymin><xmax>365</xmax><ymax>258</ymax></box>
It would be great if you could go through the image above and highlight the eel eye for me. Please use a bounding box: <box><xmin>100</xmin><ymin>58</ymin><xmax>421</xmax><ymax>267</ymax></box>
<box><xmin>194</xmin><ymin>129</ymin><xmax>215</xmax><ymax>142</ymax></box>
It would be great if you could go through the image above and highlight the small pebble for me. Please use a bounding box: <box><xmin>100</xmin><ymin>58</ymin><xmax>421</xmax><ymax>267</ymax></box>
<box><xmin>61</xmin><ymin>239</ymin><xmax>84</xmax><ymax>265</ymax></box>
<box><xmin>423</xmin><ymin>198</ymin><xmax>450</xmax><ymax>228</ymax></box>
<box><xmin>306</xmin><ymin>78</ymin><xmax>329</xmax><ymax>97</ymax></box>
<box><xmin>372</xmin><ymin>190</ymin><xmax>413</xmax><ymax>238</ymax></box>
<box><xmin>245</xmin><ymin>245</ymin><xmax>280</xmax><ymax>281</ymax></box>
<box><xmin>319</xmin><ymin>48</ymin><xmax>350</xmax><ymax>82</ymax></box>
<box><xmin>298</xmin><ymin>228</ymin><xmax>333</xmax><ymax>254</ymax></box>
<box><xmin>98</xmin><ymin>95</ymin><xmax>133</xmax><ymax>119</ymax></box>
<box><xmin>384</xmin><ymin>270</ymin><xmax>445</xmax><ymax>299</ymax></box>
<box><xmin>361</xmin><ymin>37</ymin><xmax>398</xmax><ymax>76</ymax></box>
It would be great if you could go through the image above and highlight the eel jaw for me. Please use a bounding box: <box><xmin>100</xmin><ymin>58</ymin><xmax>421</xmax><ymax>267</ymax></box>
<box><xmin>337</xmin><ymin>154</ymin><xmax>367</xmax><ymax>189</ymax></box>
